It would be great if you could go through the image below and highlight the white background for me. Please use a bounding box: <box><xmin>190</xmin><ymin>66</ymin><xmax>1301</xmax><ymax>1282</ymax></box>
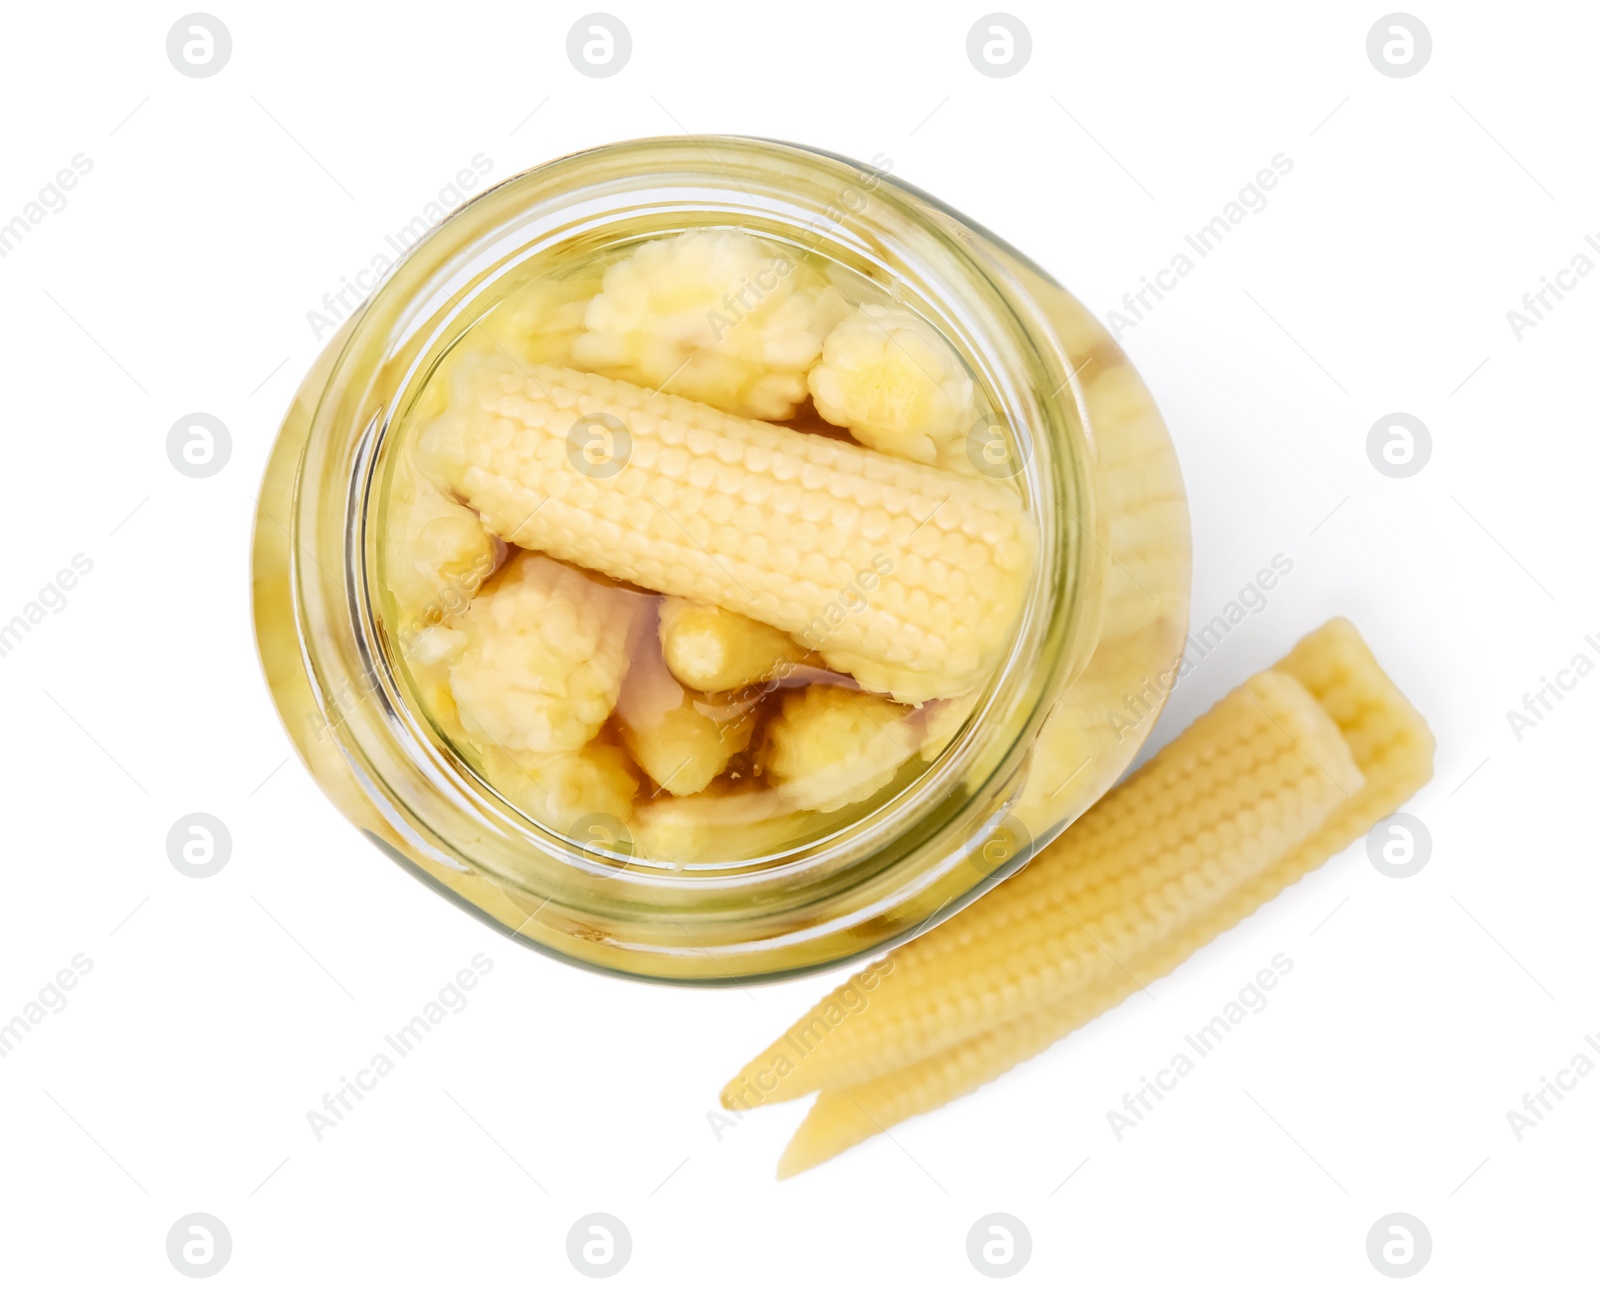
<box><xmin>1</xmin><ymin>0</ymin><xmax>1595</xmax><ymax>1286</ymax></box>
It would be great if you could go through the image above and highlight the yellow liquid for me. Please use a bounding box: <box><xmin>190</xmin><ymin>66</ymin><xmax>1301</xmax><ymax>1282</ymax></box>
<box><xmin>378</xmin><ymin>228</ymin><xmax>1031</xmax><ymax>868</ymax></box>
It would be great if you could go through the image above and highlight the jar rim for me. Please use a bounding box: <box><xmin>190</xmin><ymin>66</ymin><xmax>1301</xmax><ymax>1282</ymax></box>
<box><xmin>281</xmin><ymin>136</ymin><xmax>1099</xmax><ymax>982</ymax></box>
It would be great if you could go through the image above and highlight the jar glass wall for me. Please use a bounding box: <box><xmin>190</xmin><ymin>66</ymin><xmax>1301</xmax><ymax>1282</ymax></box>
<box><xmin>250</xmin><ymin>137</ymin><xmax>1190</xmax><ymax>982</ymax></box>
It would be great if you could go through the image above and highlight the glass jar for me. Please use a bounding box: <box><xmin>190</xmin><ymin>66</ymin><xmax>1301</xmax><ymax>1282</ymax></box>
<box><xmin>251</xmin><ymin>137</ymin><xmax>1190</xmax><ymax>982</ymax></box>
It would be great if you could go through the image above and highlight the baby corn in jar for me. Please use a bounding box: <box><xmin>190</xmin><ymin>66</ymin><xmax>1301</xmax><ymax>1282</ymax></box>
<box><xmin>251</xmin><ymin>138</ymin><xmax>1191</xmax><ymax>981</ymax></box>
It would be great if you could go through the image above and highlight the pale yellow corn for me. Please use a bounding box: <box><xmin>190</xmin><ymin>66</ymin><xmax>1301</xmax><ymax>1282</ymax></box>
<box><xmin>808</xmin><ymin>303</ymin><xmax>976</xmax><ymax>468</ymax></box>
<box><xmin>479</xmin><ymin>744</ymin><xmax>639</xmax><ymax>836</ymax></box>
<box><xmin>1079</xmin><ymin>363</ymin><xmax>1190</xmax><ymax>644</ymax></box>
<box><xmin>772</xmin><ymin>618</ymin><xmax>1434</xmax><ymax>1174</ymax></box>
<box><xmin>383</xmin><ymin>448</ymin><xmax>503</xmax><ymax>631</ymax></box>
<box><xmin>401</xmin><ymin>625</ymin><xmax>470</xmax><ymax>741</ymax></box>
<box><xmin>776</xmin><ymin>973</ymin><xmax>1131</xmax><ymax>1178</ymax></box>
<box><xmin>407</xmin><ymin>624</ymin><xmax>467</xmax><ymax>669</ymax></box>
<box><xmin>1024</xmin><ymin>274</ymin><xmax>1120</xmax><ymax>372</ymax></box>
<box><xmin>1004</xmin><ymin>622</ymin><xmax>1175</xmax><ymax>837</ymax></box>
<box><xmin>478</xmin><ymin>266</ymin><xmax>606</xmax><ymax>370</ymax></box>
<box><xmin>1099</xmin><ymin>506</ymin><xmax>1190</xmax><ymax>645</ymax></box>
<box><xmin>631</xmin><ymin>788</ymin><xmax>813</xmax><ymax>864</ymax></box>
<box><xmin>616</xmin><ymin>607</ymin><xmax>753</xmax><ymax>795</ymax></box>
<box><xmin>448</xmin><ymin>552</ymin><xmax>645</xmax><ymax>755</ymax></box>
<box><xmin>720</xmin><ymin>668</ymin><xmax>1363</xmax><ymax>1108</ymax></box>
<box><xmin>571</xmin><ymin>230</ymin><xmax>848</xmax><ymax>420</ymax></box>
<box><xmin>764</xmin><ymin>686</ymin><xmax>918</xmax><ymax>814</ymax></box>
<box><xmin>383</xmin><ymin>446</ymin><xmax>501</xmax><ymax>743</ymax></box>
<box><xmin>996</xmin><ymin>357</ymin><xmax>1190</xmax><ymax>837</ymax></box>
<box><xmin>416</xmin><ymin>352</ymin><xmax>1036</xmax><ymax>703</ymax></box>
<box><xmin>404</xmin><ymin>654</ymin><xmax>465</xmax><ymax>741</ymax></box>
<box><xmin>658</xmin><ymin>597</ymin><xmax>808</xmax><ymax>693</ymax></box>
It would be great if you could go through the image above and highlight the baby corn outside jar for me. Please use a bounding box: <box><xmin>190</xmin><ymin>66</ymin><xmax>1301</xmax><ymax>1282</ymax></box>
<box><xmin>250</xmin><ymin>137</ymin><xmax>1190</xmax><ymax>982</ymax></box>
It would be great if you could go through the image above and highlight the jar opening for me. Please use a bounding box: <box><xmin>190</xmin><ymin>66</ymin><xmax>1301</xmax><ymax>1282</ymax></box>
<box><xmin>268</xmin><ymin>137</ymin><xmax>1136</xmax><ymax>981</ymax></box>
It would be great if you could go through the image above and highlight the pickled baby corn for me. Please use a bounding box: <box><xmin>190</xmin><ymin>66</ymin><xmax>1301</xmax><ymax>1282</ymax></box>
<box><xmin>631</xmin><ymin>789</ymin><xmax>812</xmax><ymax>864</ymax></box>
<box><xmin>479</xmin><ymin>267</ymin><xmax>606</xmax><ymax>369</ymax></box>
<box><xmin>721</xmin><ymin>666</ymin><xmax>1364</xmax><ymax>1107</ymax></box>
<box><xmin>1079</xmin><ymin>363</ymin><xmax>1189</xmax><ymax>646</ymax></box>
<box><xmin>776</xmin><ymin>974</ymin><xmax>1135</xmax><ymax>1178</ymax></box>
<box><xmin>765</xmin><ymin>686</ymin><xmax>917</xmax><ymax>813</ymax></box>
<box><xmin>808</xmin><ymin>304</ymin><xmax>977</xmax><ymax>469</ymax></box>
<box><xmin>658</xmin><ymin>598</ymin><xmax>808</xmax><ymax>694</ymax></box>
<box><xmin>480</xmin><ymin>744</ymin><xmax>639</xmax><ymax>835</ymax></box>
<box><xmin>571</xmin><ymin>230</ymin><xmax>848</xmax><ymax>420</ymax></box>
<box><xmin>416</xmin><ymin>352</ymin><xmax>1036</xmax><ymax>703</ymax></box>
<box><xmin>765</xmin><ymin>619</ymin><xmax>1434</xmax><ymax>1174</ymax></box>
<box><xmin>616</xmin><ymin>607</ymin><xmax>754</xmax><ymax>795</ymax></box>
<box><xmin>448</xmin><ymin>552</ymin><xmax>643</xmax><ymax>755</ymax></box>
<box><xmin>383</xmin><ymin>448</ymin><xmax>503</xmax><ymax>632</ymax></box>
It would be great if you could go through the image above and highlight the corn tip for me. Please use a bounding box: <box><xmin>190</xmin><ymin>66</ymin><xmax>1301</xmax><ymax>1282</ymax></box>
<box><xmin>775</xmin><ymin>1094</ymin><xmax>877</xmax><ymax>1179</ymax></box>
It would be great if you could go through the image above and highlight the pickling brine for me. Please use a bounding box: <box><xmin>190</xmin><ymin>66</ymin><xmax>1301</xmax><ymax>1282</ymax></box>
<box><xmin>382</xmin><ymin>229</ymin><xmax>1038</xmax><ymax>865</ymax></box>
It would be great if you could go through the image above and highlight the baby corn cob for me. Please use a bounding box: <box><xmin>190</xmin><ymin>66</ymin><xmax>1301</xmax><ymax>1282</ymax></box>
<box><xmin>1010</xmin><ymin>621</ymin><xmax>1173</xmax><ymax>830</ymax></box>
<box><xmin>479</xmin><ymin>267</ymin><xmax>606</xmax><ymax>370</ymax></box>
<box><xmin>771</xmin><ymin>618</ymin><xmax>1434</xmax><ymax>1174</ymax></box>
<box><xmin>616</xmin><ymin>606</ymin><xmax>754</xmax><ymax>796</ymax></box>
<box><xmin>721</xmin><ymin>668</ymin><xmax>1363</xmax><ymax>1106</ymax></box>
<box><xmin>776</xmin><ymin>970</ymin><xmax>1134</xmax><ymax>1178</ymax></box>
<box><xmin>1080</xmin><ymin>364</ymin><xmax>1190</xmax><ymax>645</ymax></box>
<box><xmin>807</xmin><ymin>303</ymin><xmax>977</xmax><ymax>468</ymax></box>
<box><xmin>383</xmin><ymin>448</ymin><xmax>504</xmax><ymax>632</ymax></box>
<box><xmin>416</xmin><ymin>352</ymin><xmax>1036</xmax><ymax>703</ymax></box>
<box><xmin>448</xmin><ymin>552</ymin><xmax>644</xmax><ymax>755</ymax></box>
<box><xmin>990</xmin><ymin>358</ymin><xmax>1189</xmax><ymax>832</ymax></box>
<box><xmin>571</xmin><ymin>230</ymin><xmax>849</xmax><ymax>420</ymax></box>
<box><xmin>479</xmin><ymin>744</ymin><xmax>639</xmax><ymax>836</ymax></box>
<box><xmin>631</xmin><ymin>788</ymin><xmax>812</xmax><ymax>864</ymax></box>
<box><xmin>764</xmin><ymin>686</ymin><xmax>918</xmax><ymax>814</ymax></box>
<box><xmin>658</xmin><ymin>598</ymin><xmax>808</xmax><ymax>694</ymax></box>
